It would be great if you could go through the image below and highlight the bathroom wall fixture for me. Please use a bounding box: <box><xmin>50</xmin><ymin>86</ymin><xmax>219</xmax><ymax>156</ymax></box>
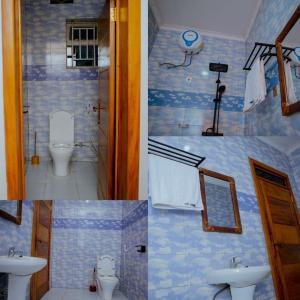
<box><xmin>202</xmin><ymin>63</ymin><xmax>228</xmax><ymax>136</ymax></box>
<box><xmin>148</xmin><ymin>138</ymin><xmax>206</xmax><ymax>167</ymax></box>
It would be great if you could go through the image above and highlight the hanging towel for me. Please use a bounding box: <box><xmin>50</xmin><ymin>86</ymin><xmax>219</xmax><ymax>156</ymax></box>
<box><xmin>284</xmin><ymin>61</ymin><xmax>297</xmax><ymax>104</ymax></box>
<box><xmin>244</xmin><ymin>58</ymin><xmax>267</xmax><ymax>112</ymax></box>
<box><xmin>149</xmin><ymin>154</ymin><xmax>203</xmax><ymax>211</ymax></box>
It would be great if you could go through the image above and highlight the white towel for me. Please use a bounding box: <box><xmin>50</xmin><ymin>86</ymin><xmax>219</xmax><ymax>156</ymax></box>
<box><xmin>244</xmin><ymin>58</ymin><xmax>267</xmax><ymax>112</ymax></box>
<box><xmin>284</xmin><ymin>61</ymin><xmax>297</xmax><ymax>104</ymax></box>
<box><xmin>149</xmin><ymin>154</ymin><xmax>203</xmax><ymax>211</ymax></box>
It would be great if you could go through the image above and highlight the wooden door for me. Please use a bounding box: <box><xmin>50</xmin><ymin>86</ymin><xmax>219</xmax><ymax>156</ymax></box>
<box><xmin>114</xmin><ymin>0</ymin><xmax>141</xmax><ymax>200</ymax></box>
<box><xmin>97</xmin><ymin>0</ymin><xmax>141</xmax><ymax>200</ymax></box>
<box><xmin>97</xmin><ymin>0</ymin><xmax>116</xmax><ymax>199</ymax></box>
<box><xmin>250</xmin><ymin>159</ymin><xmax>300</xmax><ymax>300</ymax></box>
<box><xmin>31</xmin><ymin>201</ymin><xmax>52</xmax><ymax>300</ymax></box>
<box><xmin>2</xmin><ymin>0</ymin><xmax>25</xmax><ymax>199</ymax></box>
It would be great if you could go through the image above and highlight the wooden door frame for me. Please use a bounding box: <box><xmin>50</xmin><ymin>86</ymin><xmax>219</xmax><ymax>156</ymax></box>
<box><xmin>31</xmin><ymin>201</ymin><xmax>53</xmax><ymax>300</ymax></box>
<box><xmin>249</xmin><ymin>158</ymin><xmax>300</xmax><ymax>300</ymax></box>
<box><xmin>2</xmin><ymin>0</ymin><xmax>25</xmax><ymax>200</ymax></box>
<box><xmin>114</xmin><ymin>0</ymin><xmax>141</xmax><ymax>200</ymax></box>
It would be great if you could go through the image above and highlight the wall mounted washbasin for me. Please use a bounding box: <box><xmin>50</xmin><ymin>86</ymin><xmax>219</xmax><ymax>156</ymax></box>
<box><xmin>0</xmin><ymin>255</ymin><xmax>47</xmax><ymax>300</ymax></box>
<box><xmin>207</xmin><ymin>265</ymin><xmax>271</xmax><ymax>300</ymax></box>
<box><xmin>0</xmin><ymin>255</ymin><xmax>47</xmax><ymax>275</ymax></box>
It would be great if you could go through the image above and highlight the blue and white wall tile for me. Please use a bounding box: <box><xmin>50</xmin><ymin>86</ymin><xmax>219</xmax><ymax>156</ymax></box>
<box><xmin>148</xmin><ymin>137</ymin><xmax>300</xmax><ymax>299</ymax></box>
<box><xmin>120</xmin><ymin>201</ymin><xmax>148</xmax><ymax>300</ymax></box>
<box><xmin>0</xmin><ymin>201</ymin><xmax>33</xmax><ymax>300</ymax></box>
<box><xmin>51</xmin><ymin>200</ymin><xmax>148</xmax><ymax>299</ymax></box>
<box><xmin>149</xmin><ymin>27</ymin><xmax>246</xmax><ymax>136</ymax></box>
<box><xmin>51</xmin><ymin>200</ymin><xmax>122</xmax><ymax>289</ymax></box>
<box><xmin>23</xmin><ymin>0</ymin><xmax>105</xmax><ymax>161</ymax></box>
<box><xmin>148</xmin><ymin>4</ymin><xmax>159</xmax><ymax>56</ymax></box>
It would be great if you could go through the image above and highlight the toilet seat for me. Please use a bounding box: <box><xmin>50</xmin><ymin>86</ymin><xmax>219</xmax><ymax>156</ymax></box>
<box><xmin>50</xmin><ymin>143</ymin><xmax>73</xmax><ymax>150</ymax></box>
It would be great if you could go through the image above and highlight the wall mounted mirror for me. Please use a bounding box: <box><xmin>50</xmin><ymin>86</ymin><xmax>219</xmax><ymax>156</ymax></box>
<box><xmin>276</xmin><ymin>5</ymin><xmax>300</xmax><ymax>116</ymax></box>
<box><xmin>200</xmin><ymin>168</ymin><xmax>242</xmax><ymax>234</ymax></box>
<box><xmin>0</xmin><ymin>201</ymin><xmax>22</xmax><ymax>225</ymax></box>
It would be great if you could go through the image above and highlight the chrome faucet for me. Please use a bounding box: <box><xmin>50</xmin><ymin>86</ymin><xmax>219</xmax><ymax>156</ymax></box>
<box><xmin>230</xmin><ymin>256</ymin><xmax>242</xmax><ymax>268</ymax></box>
<box><xmin>8</xmin><ymin>247</ymin><xmax>15</xmax><ymax>257</ymax></box>
<box><xmin>8</xmin><ymin>247</ymin><xmax>23</xmax><ymax>257</ymax></box>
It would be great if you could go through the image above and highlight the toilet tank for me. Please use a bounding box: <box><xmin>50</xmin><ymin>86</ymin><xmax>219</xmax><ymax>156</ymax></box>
<box><xmin>97</xmin><ymin>256</ymin><xmax>116</xmax><ymax>276</ymax></box>
<box><xmin>49</xmin><ymin>111</ymin><xmax>74</xmax><ymax>144</ymax></box>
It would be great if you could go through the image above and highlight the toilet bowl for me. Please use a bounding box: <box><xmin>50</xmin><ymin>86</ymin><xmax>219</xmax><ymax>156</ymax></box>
<box><xmin>96</xmin><ymin>255</ymin><xmax>119</xmax><ymax>300</ymax></box>
<box><xmin>49</xmin><ymin>111</ymin><xmax>74</xmax><ymax>176</ymax></box>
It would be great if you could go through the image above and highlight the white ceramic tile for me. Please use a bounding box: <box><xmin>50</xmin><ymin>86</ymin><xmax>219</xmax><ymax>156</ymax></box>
<box><xmin>44</xmin><ymin>178</ymin><xmax>78</xmax><ymax>200</ymax></box>
<box><xmin>77</xmin><ymin>184</ymin><xmax>98</xmax><ymax>200</ymax></box>
<box><xmin>74</xmin><ymin>163</ymin><xmax>97</xmax><ymax>186</ymax></box>
<box><xmin>25</xmin><ymin>182</ymin><xmax>46</xmax><ymax>200</ymax></box>
<box><xmin>26</xmin><ymin>162</ymin><xmax>48</xmax><ymax>183</ymax></box>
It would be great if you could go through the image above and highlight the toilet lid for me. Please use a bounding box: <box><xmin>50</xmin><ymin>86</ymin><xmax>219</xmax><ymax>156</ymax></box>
<box><xmin>97</xmin><ymin>255</ymin><xmax>116</xmax><ymax>276</ymax></box>
<box><xmin>49</xmin><ymin>111</ymin><xmax>74</xmax><ymax>144</ymax></box>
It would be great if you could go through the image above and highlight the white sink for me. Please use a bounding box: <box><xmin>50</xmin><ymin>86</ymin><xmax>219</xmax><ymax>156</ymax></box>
<box><xmin>207</xmin><ymin>266</ymin><xmax>271</xmax><ymax>300</ymax></box>
<box><xmin>0</xmin><ymin>256</ymin><xmax>47</xmax><ymax>275</ymax></box>
<box><xmin>0</xmin><ymin>256</ymin><xmax>47</xmax><ymax>300</ymax></box>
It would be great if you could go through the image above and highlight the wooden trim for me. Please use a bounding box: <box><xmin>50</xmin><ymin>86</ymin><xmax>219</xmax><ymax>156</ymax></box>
<box><xmin>0</xmin><ymin>200</ymin><xmax>22</xmax><ymax>225</ymax></box>
<box><xmin>31</xmin><ymin>201</ymin><xmax>52</xmax><ymax>300</ymax></box>
<box><xmin>249</xmin><ymin>157</ymin><xmax>300</xmax><ymax>300</ymax></box>
<box><xmin>276</xmin><ymin>5</ymin><xmax>300</xmax><ymax>116</ymax></box>
<box><xmin>200</xmin><ymin>168</ymin><xmax>242</xmax><ymax>234</ymax></box>
<box><xmin>2</xmin><ymin>0</ymin><xmax>25</xmax><ymax>199</ymax></box>
<box><xmin>114</xmin><ymin>0</ymin><xmax>141</xmax><ymax>200</ymax></box>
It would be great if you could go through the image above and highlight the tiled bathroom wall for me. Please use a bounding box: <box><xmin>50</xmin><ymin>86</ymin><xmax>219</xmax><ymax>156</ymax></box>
<box><xmin>148</xmin><ymin>136</ymin><xmax>300</xmax><ymax>299</ymax></box>
<box><xmin>23</xmin><ymin>0</ymin><xmax>106</xmax><ymax>162</ymax></box>
<box><xmin>289</xmin><ymin>147</ymin><xmax>300</xmax><ymax>199</ymax></box>
<box><xmin>244</xmin><ymin>0</ymin><xmax>300</xmax><ymax>136</ymax></box>
<box><xmin>0</xmin><ymin>201</ymin><xmax>33</xmax><ymax>300</ymax></box>
<box><xmin>120</xmin><ymin>201</ymin><xmax>148</xmax><ymax>300</ymax></box>
<box><xmin>51</xmin><ymin>200</ymin><xmax>123</xmax><ymax>289</ymax></box>
<box><xmin>148</xmin><ymin>27</ymin><xmax>246</xmax><ymax>136</ymax></box>
<box><xmin>0</xmin><ymin>202</ymin><xmax>33</xmax><ymax>256</ymax></box>
<box><xmin>51</xmin><ymin>200</ymin><xmax>148</xmax><ymax>299</ymax></box>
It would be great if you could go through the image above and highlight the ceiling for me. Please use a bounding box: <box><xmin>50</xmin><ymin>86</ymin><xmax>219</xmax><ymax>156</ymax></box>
<box><xmin>258</xmin><ymin>137</ymin><xmax>300</xmax><ymax>155</ymax></box>
<box><xmin>150</xmin><ymin>0</ymin><xmax>262</xmax><ymax>40</ymax></box>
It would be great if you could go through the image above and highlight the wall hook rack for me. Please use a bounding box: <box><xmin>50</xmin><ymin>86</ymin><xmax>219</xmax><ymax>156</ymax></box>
<box><xmin>148</xmin><ymin>138</ymin><xmax>206</xmax><ymax>168</ymax></box>
<box><xmin>243</xmin><ymin>42</ymin><xmax>294</xmax><ymax>71</ymax></box>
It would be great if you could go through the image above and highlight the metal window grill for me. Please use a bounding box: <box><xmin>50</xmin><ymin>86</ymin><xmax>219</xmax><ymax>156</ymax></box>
<box><xmin>66</xmin><ymin>20</ymin><xmax>98</xmax><ymax>68</ymax></box>
<box><xmin>148</xmin><ymin>138</ymin><xmax>206</xmax><ymax>168</ymax></box>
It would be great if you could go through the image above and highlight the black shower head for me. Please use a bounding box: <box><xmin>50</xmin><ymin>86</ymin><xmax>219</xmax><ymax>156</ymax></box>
<box><xmin>218</xmin><ymin>85</ymin><xmax>226</xmax><ymax>95</ymax></box>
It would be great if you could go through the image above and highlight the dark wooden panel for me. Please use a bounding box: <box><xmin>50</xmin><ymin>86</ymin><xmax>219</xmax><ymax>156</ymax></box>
<box><xmin>277</xmin><ymin>244</ymin><xmax>300</xmax><ymax>265</ymax></box>
<box><xmin>269</xmin><ymin>197</ymin><xmax>297</xmax><ymax>226</ymax></box>
<box><xmin>281</xmin><ymin>264</ymin><xmax>300</xmax><ymax>300</ymax></box>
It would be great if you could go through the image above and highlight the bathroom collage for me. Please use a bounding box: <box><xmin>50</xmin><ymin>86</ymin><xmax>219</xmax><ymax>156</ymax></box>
<box><xmin>1</xmin><ymin>0</ymin><xmax>300</xmax><ymax>299</ymax></box>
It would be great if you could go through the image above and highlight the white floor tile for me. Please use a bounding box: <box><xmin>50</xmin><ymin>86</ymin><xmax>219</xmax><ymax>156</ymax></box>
<box><xmin>26</xmin><ymin>161</ymin><xmax>98</xmax><ymax>200</ymax></box>
<box><xmin>77</xmin><ymin>184</ymin><xmax>98</xmax><ymax>200</ymax></box>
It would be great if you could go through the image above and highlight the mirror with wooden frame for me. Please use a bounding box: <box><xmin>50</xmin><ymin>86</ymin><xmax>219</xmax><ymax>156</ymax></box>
<box><xmin>276</xmin><ymin>5</ymin><xmax>300</xmax><ymax>116</ymax></box>
<box><xmin>0</xmin><ymin>201</ymin><xmax>22</xmax><ymax>225</ymax></box>
<box><xmin>200</xmin><ymin>168</ymin><xmax>242</xmax><ymax>234</ymax></box>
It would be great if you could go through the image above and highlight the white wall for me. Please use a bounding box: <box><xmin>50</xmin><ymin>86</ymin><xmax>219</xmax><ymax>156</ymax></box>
<box><xmin>139</xmin><ymin>0</ymin><xmax>148</xmax><ymax>200</ymax></box>
<box><xmin>0</xmin><ymin>0</ymin><xmax>8</xmax><ymax>200</ymax></box>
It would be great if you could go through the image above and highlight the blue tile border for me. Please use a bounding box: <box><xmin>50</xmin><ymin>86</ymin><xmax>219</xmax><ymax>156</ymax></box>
<box><xmin>52</xmin><ymin>218</ymin><xmax>122</xmax><ymax>230</ymax></box>
<box><xmin>149</xmin><ymin>89</ymin><xmax>244</xmax><ymax>112</ymax></box>
<box><xmin>23</xmin><ymin>65</ymin><xmax>99</xmax><ymax>81</ymax></box>
<box><xmin>122</xmin><ymin>201</ymin><xmax>148</xmax><ymax>229</ymax></box>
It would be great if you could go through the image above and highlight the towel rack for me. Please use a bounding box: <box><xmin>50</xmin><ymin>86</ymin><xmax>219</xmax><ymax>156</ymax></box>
<box><xmin>148</xmin><ymin>138</ymin><xmax>206</xmax><ymax>168</ymax></box>
<box><xmin>243</xmin><ymin>42</ymin><xmax>294</xmax><ymax>71</ymax></box>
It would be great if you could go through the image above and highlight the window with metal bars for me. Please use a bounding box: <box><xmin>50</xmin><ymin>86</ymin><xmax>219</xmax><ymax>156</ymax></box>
<box><xmin>66</xmin><ymin>20</ymin><xmax>98</xmax><ymax>68</ymax></box>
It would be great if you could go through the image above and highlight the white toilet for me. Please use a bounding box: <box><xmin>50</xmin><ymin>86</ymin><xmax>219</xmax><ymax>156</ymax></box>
<box><xmin>49</xmin><ymin>111</ymin><xmax>74</xmax><ymax>176</ymax></box>
<box><xmin>96</xmin><ymin>255</ymin><xmax>119</xmax><ymax>300</ymax></box>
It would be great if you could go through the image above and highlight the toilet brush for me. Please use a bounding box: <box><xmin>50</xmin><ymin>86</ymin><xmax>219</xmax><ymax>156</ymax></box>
<box><xmin>31</xmin><ymin>131</ymin><xmax>40</xmax><ymax>165</ymax></box>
